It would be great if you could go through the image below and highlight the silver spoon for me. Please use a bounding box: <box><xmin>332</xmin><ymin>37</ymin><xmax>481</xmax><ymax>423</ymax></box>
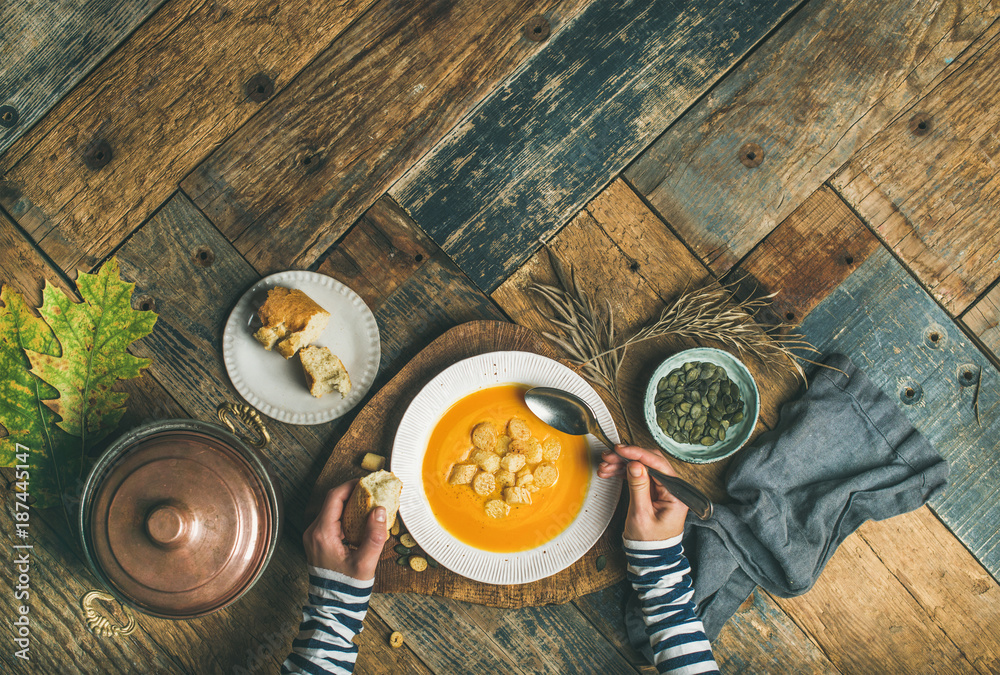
<box><xmin>525</xmin><ymin>387</ymin><xmax>714</xmax><ymax>520</ymax></box>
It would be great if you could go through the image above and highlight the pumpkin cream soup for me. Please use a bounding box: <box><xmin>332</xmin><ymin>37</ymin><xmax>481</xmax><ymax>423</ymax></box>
<box><xmin>422</xmin><ymin>384</ymin><xmax>590</xmax><ymax>552</ymax></box>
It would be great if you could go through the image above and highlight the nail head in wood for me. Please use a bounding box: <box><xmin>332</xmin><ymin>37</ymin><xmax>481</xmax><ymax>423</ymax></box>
<box><xmin>739</xmin><ymin>142</ymin><xmax>763</xmax><ymax>168</ymax></box>
<box><xmin>135</xmin><ymin>295</ymin><xmax>156</xmax><ymax>312</ymax></box>
<box><xmin>245</xmin><ymin>73</ymin><xmax>275</xmax><ymax>102</ymax></box>
<box><xmin>899</xmin><ymin>381</ymin><xmax>922</xmax><ymax>405</ymax></box>
<box><xmin>83</xmin><ymin>139</ymin><xmax>113</xmax><ymax>170</ymax></box>
<box><xmin>192</xmin><ymin>245</ymin><xmax>215</xmax><ymax>267</ymax></box>
<box><xmin>909</xmin><ymin>113</ymin><xmax>932</xmax><ymax>137</ymax></box>
<box><xmin>0</xmin><ymin>105</ymin><xmax>18</xmax><ymax>129</ymax></box>
<box><xmin>523</xmin><ymin>15</ymin><xmax>551</xmax><ymax>42</ymax></box>
<box><xmin>957</xmin><ymin>364</ymin><xmax>979</xmax><ymax>387</ymax></box>
<box><xmin>923</xmin><ymin>324</ymin><xmax>946</xmax><ymax>349</ymax></box>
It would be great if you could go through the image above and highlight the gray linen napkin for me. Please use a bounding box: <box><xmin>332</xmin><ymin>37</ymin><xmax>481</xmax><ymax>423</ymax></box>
<box><xmin>625</xmin><ymin>353</ymin><xmax>949</xmax><ymax>657</ymax></box>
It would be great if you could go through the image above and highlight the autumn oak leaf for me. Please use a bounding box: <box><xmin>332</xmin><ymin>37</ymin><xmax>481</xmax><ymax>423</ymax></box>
<box><xmin>26</xmin><ymin>258</ymin><xmax>157</xmax><ymax>460</ymax></box>
<box><xmin>0</xmin><ymin>285</ymin><xmax>80</xmax><ymax>507</ymax></box>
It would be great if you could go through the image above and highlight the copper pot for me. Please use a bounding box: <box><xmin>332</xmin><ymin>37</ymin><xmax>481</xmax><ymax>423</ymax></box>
<box><xmin>79</xmin><ymin>404</ymin><xmax>282</xmax><ymax>619</ymax></box>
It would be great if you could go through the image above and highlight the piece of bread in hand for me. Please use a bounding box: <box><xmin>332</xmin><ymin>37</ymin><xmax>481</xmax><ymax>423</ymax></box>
<box><xmin>341</xmin><ymin>470</ymin><xmax>403</xmax><ymax>545</ymax></box>
<box><xmin>300</xmin><ymin>346</ymin><xmax>352</xmax><ymax>398</ymax></box>
<box><xmin>253</xmin><ymin>287</ymin><xmax>331</xmax><ymax>359</ymax></box>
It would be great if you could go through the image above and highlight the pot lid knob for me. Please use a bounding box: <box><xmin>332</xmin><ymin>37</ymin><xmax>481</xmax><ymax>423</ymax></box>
<box><xmin>145</xmin><ymin>503</ymin><xmax>193</xmax><ymax>549</ymax></box>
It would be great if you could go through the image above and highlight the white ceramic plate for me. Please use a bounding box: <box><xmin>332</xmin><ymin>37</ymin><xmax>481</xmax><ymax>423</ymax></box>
<box><xmin>391</xmin><ymin>351</ymin><xmax>622</xmax><ymax>585</ymax></box>
<box><xmin>222</xmin><ymin>271</ymin><xmax>380</xmax><ymax>425</ymax></box>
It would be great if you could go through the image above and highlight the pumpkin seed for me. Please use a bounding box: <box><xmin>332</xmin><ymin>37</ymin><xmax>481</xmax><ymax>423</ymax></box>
<box><xmin>700</xmin><ymin>436</ymin><xmax>715</xmax><ymax>446</ymax></box>
<box><xmin>394</xmin><ymin>544</ymin><xmax>412</xmax><ymax>556</ymax></box>
<box><xmin>396</xmin><ymin>556</ymin><xmax>410</xmax><ymax>566</ymax></box>
<box><xmin>596</xmin><ymin>555</ymin><xmax>607</xmax><ymax>571</ymax></box>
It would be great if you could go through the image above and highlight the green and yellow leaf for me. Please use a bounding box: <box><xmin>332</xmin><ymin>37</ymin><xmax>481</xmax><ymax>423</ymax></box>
<box><xmin>26</xmin><ymin>258</ymin><xmax>156</xmax><ymax>456</ymax></box>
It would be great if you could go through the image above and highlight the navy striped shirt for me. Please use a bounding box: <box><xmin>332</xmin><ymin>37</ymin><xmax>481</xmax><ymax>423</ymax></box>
<box><xmin>625</xmin><ymin>535</ymin><xmax>719</xmax><ymax>675</ymax></box>
<box><xmin>285</xmin><ymin>540</ymin><xmax>718</xmax><ymax>674</ymax></box>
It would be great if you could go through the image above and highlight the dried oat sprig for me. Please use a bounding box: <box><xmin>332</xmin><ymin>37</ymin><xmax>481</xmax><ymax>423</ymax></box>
<box><xmin>530</xmin><ymin>252</ymin><xmax>635</xmax><ymax>440</ymax></box>
<box><xmin>613</xmin><ymin>283</ymin><xmax>818</xmax><ymax>384</ymax></box>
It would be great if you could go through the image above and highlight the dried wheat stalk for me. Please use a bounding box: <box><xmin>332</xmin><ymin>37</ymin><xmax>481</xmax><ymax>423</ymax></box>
<box><xmin>530</xmin><ymin>252</ymin><xmax>821</xmax><ymax>439</ymax></box>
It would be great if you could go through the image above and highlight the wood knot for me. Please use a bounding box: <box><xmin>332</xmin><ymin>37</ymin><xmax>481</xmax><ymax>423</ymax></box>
<box><xmin>739</xmin><ymin>142</ymin><xmax>763</xmax><ymax>168</ymax></box>
<box><xmin>0</xmin><ymin>105</ymin><xmax>18</xmax><ymax>129</ymax></box>
<box><xmin>245</xmin><ymin>73</ymin><xmax>275</xmax><ymax>102</ymax></box>
<box><xmin>192</xmin><ymin>245</ymin><xmax>215</xmax><ymax>267</ymax></box>
<box><xmin>523</xmin><ymin>15</ymin><xmax>551</xmax><ymax>42</ymax></box>
<box><xmin>83</xmin><ymin>139</ymin><xmax>113</xmax><ymax>170</ymax></box>
<box><xmin>909</xmin><ymin>112</ymin><xmax>932</xmax><ymax>137</ymax></box>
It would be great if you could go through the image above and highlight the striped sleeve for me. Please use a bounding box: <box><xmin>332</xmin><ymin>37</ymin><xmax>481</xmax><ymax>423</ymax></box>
<box><xmin>281</xmin><ymin>565</ymin><xmax>373</xmax><ymax>675</ymax></box>
<box><xmin>624</xmin><ymin>536</ymin><xmax>719</xmax><ymax>675</ymax></box>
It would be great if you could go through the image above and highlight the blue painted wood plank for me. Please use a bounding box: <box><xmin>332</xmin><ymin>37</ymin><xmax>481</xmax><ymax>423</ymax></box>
<box><xmin>391</xmin><ymin>0</ymin><xmax>802</xmax><ymax>292</ymax></box>
<box><xmin>0</xmin><ymin>0</ymin><xmax>167</xmax><ymax>156</ymax></box>
<box><xmin>799</xmin><ymin>247</ymin><xmax>1000</xmax><ymax>577</ymax></box>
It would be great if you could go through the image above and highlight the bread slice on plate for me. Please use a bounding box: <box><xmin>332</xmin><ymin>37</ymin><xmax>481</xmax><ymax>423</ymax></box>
<box><xmin>342</xmin><ymin>470</ymin><xmax>403</xmax><ymax>545</ymax></box>
<box><xmin>300</xmin><ymin>346</ymin><xmax>352</xmax><ymax>398</ymax></box>
<box><xmin>253</xmin><ymin>287</ymin><xmax>330</xmax><ymax>358</ymax></box>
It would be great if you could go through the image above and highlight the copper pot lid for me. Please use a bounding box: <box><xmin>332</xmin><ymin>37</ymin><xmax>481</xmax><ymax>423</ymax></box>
<box><xmin>87</xmin><ymin>429</ymin><xmax>275</xmax><ymax>617</ymax></box>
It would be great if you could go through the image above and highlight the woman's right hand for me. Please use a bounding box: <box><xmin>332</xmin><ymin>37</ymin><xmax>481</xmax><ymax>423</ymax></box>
<box><xmin>598</xmin><ymin>444</ymin><xmax>688</xmax><ymax>541</ymax></box>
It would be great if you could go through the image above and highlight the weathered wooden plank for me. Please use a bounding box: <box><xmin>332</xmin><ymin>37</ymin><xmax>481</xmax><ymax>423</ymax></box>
<box><xmin>725</xmin><ymin>185</ymin><xmax>882</xmax><ymax>327</ymax></box>
<box><xmin>0</xmin><ymin>0</ymin><xmax>167</xmax><ymax>156</ymax></box>
<box><xmin>391</xmin><ymin>0</ymin><xmax>803</xmax><ymax>292</ymax></box>
<box><xmin>182</xmin><ymin>0</ymin><xmax>596</xmax><ymax>275</ymax></box>
<box><xmin>456</xmin><ymin>601</ymin><xmax>641</xmax><ymax>674</ymax></box>
<box><xmin>369</xmin><ymin>594</ymin><xmax>522</xmax><ymax>674</ymax></box>
<box><xmin>832</xmin><ymin>22</ymin><xmax>1000</xmax><ymax>314</ymax></box>
<box><xmin>856</xmin><ymin>507</ymin><xmax>1000</xmax><ymax>675</ymax></box>
<box><xmin>572</xmin><ymin>582</ymin><xmax>655</xmax><ymax>672</ymax></box>
<box><xmin>798</xmin><ymin>246</ymin><xmax>1000</xmax><ymax>576</ymax></box>
<box><xmin>0</xmin><ymin>0</ymin><xmax>379</xmax><ymax>274</ymax></box>
<box><xmin>964</xmin><ymin>281</ymin><xmax>1000</xmax><ymax>360</ymax></box>
<box><xmin>715</xmin><ymin>589</ymin><xmax>840</xmax><ymax>674</ymax></box>
<box><xmin>0</xmin><ymin>474</ymin><xmax>182</xmax><ymax>673</ymax></box>
<box><xmin>777</xmin><ymin>530</ymin><xmax>977</xmax><ymax>674</ymax></box>
<box><xmin>315</xmin><ymin>196</ymin><xmax>438</xmax><ymax>311</ymax></box>
<box><xmin>625</xmin><ymin>0</ymin><xmax>997</xmax><ymax>275</ymax></box>
<box><xmin>0</xmin><ymin>209</ymin><xmax>75</xmax><ymax>307</ymax></box>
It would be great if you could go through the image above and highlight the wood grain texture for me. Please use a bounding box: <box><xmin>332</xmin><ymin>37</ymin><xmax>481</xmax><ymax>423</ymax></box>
<box><xmin>315</xmin><ymin>196</ymin><xmax>438</xmax><ymax>311</ymax></box>
<box><xmin>456</xmin><ymin>601</ymin><xmax>640</xmax><ymax>674</ymax></box>
<box><xmin>833</xmin><ymin>23</ymin><xmax>1000</xmax><ymax>314</ymax></box>
<box><xmin>369</xmin><ymin>594</ymin><xmax>522</xmax><ymax>674</ymax></box>
<box><xmin>626</xmin><ymin>0</ymin><xmax>997</xmax><ymax>275</ymax></box>
<box><xmin>310</xmin><ymin>321</ymin><xmax>628</xmax><ymax>606</ymax></box>
<box><xmin>0</xmin><ymin>0</ymin><xmax>379</xmax><ymax>274</ymax></box>
<box><xmin>797</xmin><ymin>246</ymin><xmax>1000</xmax><ymax>577</ymax></box>
<box><xmin>963</xmin><ymin>281</ymin><xmax>1000</xmax><ymax>360</ymax></box>
<box><xmin>183</xmin><ymin>0</ymin><xmax>596</xmax><ymax>275</ymax></box>
<box><xmin>725</xmin><ymin>185</ymin><xmax>881</xmax><ymax>327</ymax></box>
<box><xmin>776</xmin><ymin>531</ymin><xmax>977</xmax><ymax>674</ymax></box>
<box><xmin>391</xmin><ymin>0</ymin><xmax>801</xmax><ymax>292</ymax></box>
<box><xmin>0</xmin><ymin>209</ymin><xmax>75</xmax><ymax>308</ymax></box>
<box><xmin>715</xmin><ymin>589</ymin><xmax>840</xmax><ymax>674</ymax></box>
<box><xmin>856</xmin><ymin>507</ymin><xmax>1000</xmax><ymax>675</ymax></box>
<box><xmin>0</xmin><ymin>0</ymin><xmax>167</xmax><ymax>156</ymax></box>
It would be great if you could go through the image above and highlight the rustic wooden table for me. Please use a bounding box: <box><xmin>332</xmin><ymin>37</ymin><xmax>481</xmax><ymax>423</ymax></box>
<box><xmin>3</xmin><ymin>0</ymin><xmax>1000</xmax><ymax>673</ymax></box>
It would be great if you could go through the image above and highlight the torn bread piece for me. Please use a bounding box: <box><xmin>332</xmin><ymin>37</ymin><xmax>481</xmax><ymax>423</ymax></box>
<box><xmin>341</xmin><ymin>470</ymin><xmax>402</xmax><ymax>545</ymax></box>
<box><xmin>254</xmin><ymin>287</ymin><xmax>331</xmax><ymax>359</ymax></box>
<box><xmin>300</xmin><ymin>346</ymin><xmax>352</xmax><ymax>398</ymax></box>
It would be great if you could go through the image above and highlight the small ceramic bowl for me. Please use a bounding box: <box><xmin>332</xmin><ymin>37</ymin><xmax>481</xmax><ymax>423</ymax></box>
<box><xmin>643</xmin><ymin>347</ymin><xmax>760</xmax><ymax>464</ymax></box>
